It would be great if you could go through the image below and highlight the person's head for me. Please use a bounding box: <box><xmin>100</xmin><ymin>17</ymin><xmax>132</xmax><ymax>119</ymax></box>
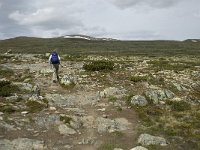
<box><xmin>52</xmin><ymin>49</ymin><xmax>58</xmax><ymax>53</ymax></box>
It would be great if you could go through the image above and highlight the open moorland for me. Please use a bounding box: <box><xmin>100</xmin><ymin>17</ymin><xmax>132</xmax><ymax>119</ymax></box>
<box><xmin>0</xmin><ymin>37</ymin><xmax>200</xmax><ymax>150</ymax></box>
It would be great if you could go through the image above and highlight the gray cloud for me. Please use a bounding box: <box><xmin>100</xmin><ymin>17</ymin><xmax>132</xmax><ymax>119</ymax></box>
<box><xmin>109</xmin><ymin>0</ymin><xmax>182</xmax><ymax>9</ymax></box>
<box><xmin>0</xmin><ymin>0</ymin><xmax>200</xmax><ymax>40</ymax></box>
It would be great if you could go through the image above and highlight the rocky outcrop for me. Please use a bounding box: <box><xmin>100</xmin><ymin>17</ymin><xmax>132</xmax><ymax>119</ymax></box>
<box><xmin>145</xmin><ymin>89</ymin><xmax>174</xmax><ymax>104</ymax></box>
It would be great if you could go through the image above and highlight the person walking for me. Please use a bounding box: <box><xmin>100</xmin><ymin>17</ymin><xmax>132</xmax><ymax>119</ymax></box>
<box><xmin>49</xmin><ymin>50</ymin><xmax>61</xmax><ymax>82</ymax></box>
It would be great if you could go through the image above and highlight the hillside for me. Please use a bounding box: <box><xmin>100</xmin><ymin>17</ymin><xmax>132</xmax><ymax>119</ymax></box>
<box><xmin>0</xmin><ymin>37</ymin><xmax>200</xmax><ymax>56</ymax></box>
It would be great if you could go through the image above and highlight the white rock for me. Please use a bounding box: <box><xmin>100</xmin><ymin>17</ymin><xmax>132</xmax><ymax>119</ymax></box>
<box><xmin>138</xmin><ymin>134</ymin><xmax>167</xmax><ymax>146</ymax></box>
<box><xmin>58</xmin><ymin>124</ymin><xmax>76</xmax><ymax>135</ymax></box>
<box><xmin>21</xmin><ymin>111</ymin><xmax>29</xmax><ymax>115</ymax></box>
<box><xmin>130</xmin><ymin>146</ymin><xmax>148</xmax><ymax>150</ymax></box>
<box><xmin>49</xmin><ymin>107</ymin><xmax>56</xmax><ymax>111</ymax></box>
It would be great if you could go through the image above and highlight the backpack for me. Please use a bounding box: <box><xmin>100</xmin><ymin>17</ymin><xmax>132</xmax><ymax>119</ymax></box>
<box><xmin>51</xmin><ymin>52</ymin><xmax>59</xmax><ymax>64</ymax></box>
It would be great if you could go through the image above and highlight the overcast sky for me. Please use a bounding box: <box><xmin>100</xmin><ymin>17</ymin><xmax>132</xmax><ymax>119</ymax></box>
<box><xmin>0</xmin><ymin>0</ymin><xmax>200</xmax><ymax>40</ymax></box>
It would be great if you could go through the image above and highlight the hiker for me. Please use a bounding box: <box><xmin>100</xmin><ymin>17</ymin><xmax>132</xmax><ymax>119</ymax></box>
<box><xmin>49</xmin><ymin>51</ymin><xmax>61</xmax><ymax>82</ymax></box>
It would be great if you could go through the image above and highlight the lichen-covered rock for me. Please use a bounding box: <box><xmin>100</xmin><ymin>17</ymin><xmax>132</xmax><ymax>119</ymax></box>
<box><xmin>100</xmin><ymin>87</ymin><xmax>126</xmax><ymax>98</ymax></box>
<box><xmin>138</xmin><ymin>134</ymin><xmax>167</xmax><ymax>146</ymax></box>
<box><xmin>96</xmin><ymin>117</ymin><xmax>130</xmax><ymax>133</ymax></box>
<box><xmin>60</xmin><ymin>75</ymin><xmax>75</xmax><ymax>86</ymax></box>
<box><xmin>145</xmin><ymin>89</ymin><xmax>174</xmax><ymax>104</ymax></box>
<box><xmin>131</xmin><ymin>95</ymin><xmax>148</xmax><ymax>106</ymax></box>
<box><xmin>58</xmin><ymin>124</ymin><xmax>76</xmax><ymax>135</ymax></box>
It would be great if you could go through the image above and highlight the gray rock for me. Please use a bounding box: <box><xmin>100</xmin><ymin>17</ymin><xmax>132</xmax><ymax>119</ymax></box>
<box><xmin>79</xmin><ymin>137</ymin><xmax>96</xmax><ymax>145</ymax></box>
<box><xmin>60</xmin><ymin>75</ymin><xmax>75</xmax><ymax>86</ymax></box>
<box><xmin>35</xmin><ymin>114</ymin><xmax>60</xmax><ymax>129</ymax></box>
<box><xmin>5</xmin><ymin>94</ymin><xmax>19</xmax><ymax>102</ymax></box>
<box><xmin>145</xmin><ymin>89</ymin><xmax>174</xmax><ymax>104</ymax></box>
<box><xmin>172</xmin><ymin>83</ymin><xmax>188</xmax><ymax>92</ymax></box>
<box><xmin>15</xmin><ymin>83</ymin><xmax>33</xmax><ymax>91</ymax></box>
<box><xmin>100</xmin><ymin>87</ymin><xmax>126</xmax><ymax>98</ymax></box>
<box><xmin>130</xmin><ymin>146</ymin><xmax>148</xmax><ymax>150</ymax></box>
<box><xmin>97</xmin><ymin>117</ymin><xmax>130</xmax><ymax>133</ymax></box>
<box><xmin>58</xmin><ymin>124</ymin><xmax>76</xmax><ymax>135</ymax></box>
<box><xmin>114</xmin><ymin>148</ymin><xmax>124</xmax><ymax>150</ymax></box>
<box><xmin>131</xmin><ymin>95</ymin><xmax>148</xmax><ymax>106</ymax></box>
<box><xmin>0</xmin><ymin>138</ymin><xmax>46</xmax><ymax>150</ymax></box>
<box><xmin>40</xmin><ymin>68</ymin><xmax>53</xmax><ymax>74</ymax></box>
<box><xmin>138</xmin><ymin>134</ymin><xmax>167</xmax><ymax>146</ymax></box>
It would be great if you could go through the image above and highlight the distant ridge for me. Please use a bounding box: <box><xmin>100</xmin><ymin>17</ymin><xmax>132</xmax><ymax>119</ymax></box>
<box><xmin>59</xmin><ymin>34</ymin><xmax>119</xmax><ymax>41</ymax></box>
<box><xmin>184</xmin><ymin>39</ymin><xmax>200</xmax><ymax>42</ymax></box>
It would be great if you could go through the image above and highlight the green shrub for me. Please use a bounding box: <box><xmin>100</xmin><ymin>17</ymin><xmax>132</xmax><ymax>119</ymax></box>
<box><xmin>0</xmin><ymin>68</ymin><xmax>14</xmax><ymax>77</ymax></box>
<box><xmin>26</xmin><ymin>100</ymin><xmax>46</xmax><ymax>113</ymax></box>
<box><xmin>108</xmin><ymin>96</ymin><xmax>117</xmax><ymax>103</ymax></box>
<box><xmin>83</xmin><ymin>60</ymin><xmax>114</xmax><ymax>71</ymax></box>
<box><xmin>169</xmin><ymin>101</ymin><xmax>191</xmax><ymax>112</ymax></box>
<box><xmin>0</xmin><ymin>105</ymin><xmax>17</xmax><ymax>114</ymax></box>
<box><xmin>0</xmin><ymin>80</ymin><xmax>19</xmax><ymax>97</ymax></box>
<box><xmin>130</xmin><ymin>76</ymin><xmax>148</xmax><ymax>82</ymax></box>
<box><xmin>60</xmin><ymin>116</ymin><xmax>72</xmax><ymax>124</ymax></box>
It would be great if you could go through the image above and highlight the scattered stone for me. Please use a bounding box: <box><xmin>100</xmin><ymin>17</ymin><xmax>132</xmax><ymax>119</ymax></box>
<box><xmin>100</xmin><ymin>87</ymin><xmax>126</xmax><ymax>98</ymax></box>
<box><xmin>130</xmin><ymin>146</ymin><xmax>148</xmax><ymax>150</ymax></box>
<box><xmin>40</xmin><ymin>68</ymin><xmax>53</xmax><ymax>74</ymax></box>
<box><xmin>172</xmin><ymin>83</ymin><xmax>188</xmax><ymax>92</ymax></box>
<box><xmin>79</xmin><ymin>137</ymin><xmax>96</xmax><ymax>145</ymax></box>
<box><xmin>60</xmin><ymin>75</ymin><xmax>75</xmax><ymax>86</ymax></box>
<box><xmin>97</xmin><ymin>117</ymin><xmax>130</xmax><ymax>133</ymax></box>
<box><xmin>131</xmin><ymin>95</ymin><xmax>148</xmax><ymax>106</ymax></box>
<box><xmin>58</xmin><ymin>124</ymin><xmax>76</xmax><ymax>135</ymax></box>
<box><xmin>49</xmin><ymin>106</ymin><xmax>56</xmax><ymax>111</ymax></box>
<box><xmin>21</xmin><ymin>111</ymin><xmax>29</xmax><ymax>115</ymax></box>
<box><xmin>5</xmin><ymin>94</ymin><xmax>19</xmax><ymax>102</ymax></box>
<box><xmin>114</xmin><ymin>148</ymin><xmax>124</xmax><ymax>150</ymax></box>
<box><xmin>15</xmin><ymin>83</ymin><xmax>33</xmax><ymax>91</ymax></box>
<box><xmin>0</xmin><ymin>138</ymin><xmax>46</xmax><ymax>150</ymax></box>
<box><xmin>138</xmin><ymin>134</ymin><xmax>167</xmax><ymax>146</ymax></box>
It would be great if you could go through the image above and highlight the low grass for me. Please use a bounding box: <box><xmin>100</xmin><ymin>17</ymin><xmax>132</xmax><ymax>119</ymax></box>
<box><xmin>0</xmin><ymin>67</ymin><xmax>14</xmax><ymax>78</ymax></box>
<box><xmin>0</xmin><ymin>104</ymin><xmax>17</xmax><ymax>114</ymax></box>
<box><xmin>108</xmin><ymin>96</ymin><xmax>117</xmax><ymax>103</ymax></box>
<box><xmin>134</xmin><ymin>99</ymin><xmax>200</xmax><ymax>149</ymax></box>
<box><xmin>25</xmin><ymin>100</ymin><xmax>46</xmax><ymax>113</ymax></box>
<box><xmin>60</xmin><ymin>116</ymin><xmax>72</xmax><ymax>124</ymax></box>
<box><xmin>0</xmin><ymin>80</ymin><xmax>20</xmax><ymax>97</ymax></box>
<box><xmin>83</xmin><ymin>60</ymin><xmax>114</xmax><ymax>71</ymax></box>
<box><xmin>130</xmin><ymin>75</ymin><xmax>148</xmax><ymax>82</ymax></box>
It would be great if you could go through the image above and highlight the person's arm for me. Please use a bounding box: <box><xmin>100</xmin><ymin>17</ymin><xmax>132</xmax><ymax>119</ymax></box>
<box><xmin>49</xmin><ymin>55</ymin><xmax>52</xmax><ymax>64</ymax></box>
<box><xmin>58</xmin><ymin>55</ymin><xmax>61</xmax><ymax>64</ymax></box>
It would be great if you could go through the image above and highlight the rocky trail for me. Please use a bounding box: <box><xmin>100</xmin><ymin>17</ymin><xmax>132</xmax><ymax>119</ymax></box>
<box><xmin>0</xmin><ymin>54</ymin><xmax>200</xmax><ymax>150</ymax></box>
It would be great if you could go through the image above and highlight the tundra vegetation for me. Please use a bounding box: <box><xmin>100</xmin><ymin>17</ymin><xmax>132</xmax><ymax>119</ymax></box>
<box><xmin>0</xmin><ymin>37</ymin><xmax>200</xmax><ymax>150</ymax></box>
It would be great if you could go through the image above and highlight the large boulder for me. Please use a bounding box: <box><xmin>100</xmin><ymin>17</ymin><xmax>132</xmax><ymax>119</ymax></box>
<box><xmin>138</xmin><ymin>134</ymin><xmax>167</xmax><ymax>146</ymax></box>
